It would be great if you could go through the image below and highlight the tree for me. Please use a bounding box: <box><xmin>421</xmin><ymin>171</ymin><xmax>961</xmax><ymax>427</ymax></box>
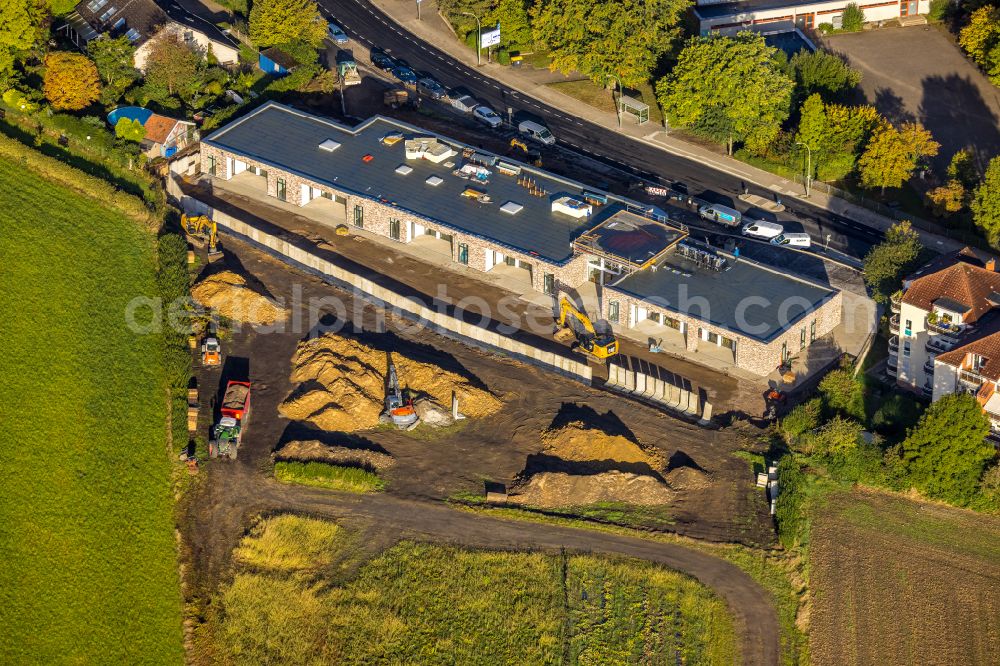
<box><xmin>818</xmin><ymin>368</ymin><xmax>866</xmax><ymax>420</ymax></box>
<box><xmin>249</xmin><ymin>0</ymin><xmax>326</xmax><ymax>49</ymax></box>
<box><xmin>42</xmin><ymin>52</ymin><xmax>101</xmax><ymax>111</ymax></box>
<box><xmin>485</xmin><ymin>0</ymin><xmax>532</xmax><ymax>50</ymax></box>
<box><xmin>926</xmin><ymin>180</ymin><xmax>967</xmax><ymax>217</ymax></box>
<box><xmin>959</xmin><ymin>6</ymin><xmax>1000</xmax><ymax>67</ymax></box>
<box><xmin>532</xmin><ymin>0</ymin><xmax>687</xmax><ymax>87</ymax></box>
<box><xmin>810</xmin><ymin>416</ymin><xmax>864</xmax><ymax>456</ymax></box>
<box><xmin>900</xmin><ymin>393</ymin><xmax>994</xmax><ymax>505</ymax></box>
<box><xmin>803</xmin><ymin>101</ymin><xmax>884</xmax><ymax>181</ymax></box>
<box><xmin>790</xmin><ymin>49</ymin><xmax>861</xmax><ymax>101</ymax></box>
<box><xmin>858</xmin><ymin>121</ymin><xmax>939</xmax><ymax>194</ymax></box>
<box><xmin>0</xmin><ymin>0</ymin><xmax>49</xmax><ymax>78</ymax></box>
<box><xmin>144</xmin><ymin>32</ymin><xmax>200</xmax><ymax>97</ymax></box>
<box><xmin>841</xmin><ymin>2</ymin><xmax>865</xmax><ymax>31</ymax></box>
<box><xmin>862</xmin><ymin>220</ymin><xmax>922</xmax><ymax>303</ymax></box>
<box><xmin>972</xmin><ymin>157</ymin><xmax>1000</xmax><ymax>246</ymax></box>
<box><xmin>87</xmin><ymin>35</ymin><xmax>138</xmax><ymax>104</ymax></box>
<box><xmin>781</xmin><ymin>397</ymin><xmax>822</xmax><ymax>444</ymax></box>
<box><xmin>947</xmin><ymin>149</ymin><xmax>978</xmax><ymax>191</ymax></box>
<box><xmin>115</xmin><ymin>117</ymin><xmax>145</xmax><ymax>142</ymax></box>
<box><xmin>657</xmin><ymin>33</ymin><xmax>794</xmax><ymax>155</ymax></box>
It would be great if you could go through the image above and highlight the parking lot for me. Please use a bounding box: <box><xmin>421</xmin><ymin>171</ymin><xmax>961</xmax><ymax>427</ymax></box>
<box><xmin>826</xmin><ymin>24</ymin><xmax>1000</xmax><ymax>172</ymax></box>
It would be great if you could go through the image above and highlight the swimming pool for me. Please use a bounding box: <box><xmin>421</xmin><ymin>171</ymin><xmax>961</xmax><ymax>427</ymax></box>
<box><xmin>106</xmin><ymin>106</ymin><xmax>153</xmax><ymax>127</ymax></box>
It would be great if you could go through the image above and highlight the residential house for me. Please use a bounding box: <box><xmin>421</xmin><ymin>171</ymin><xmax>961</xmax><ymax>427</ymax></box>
<box><xmin>142</xmin><ymin>113</ymin><xmax>197</xmax><ymax>157</ymax></box>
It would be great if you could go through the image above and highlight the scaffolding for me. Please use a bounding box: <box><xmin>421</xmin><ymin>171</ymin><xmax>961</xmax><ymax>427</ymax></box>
<box><xmin>619</xmin><ymin>95</ymin><xmax>649</xmax><ymax>125</ymax></box>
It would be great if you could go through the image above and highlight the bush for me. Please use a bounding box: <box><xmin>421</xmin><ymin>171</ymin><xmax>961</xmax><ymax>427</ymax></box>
<box><xmin>775</xmin><ymin>456</ymin><xmax>808</xmax><ymax>549</ymax></box>
<box><xmin>871</xmin><ymin>393</ymin><xmax>923</xmax><ymax>441</ymax></box>
<box><xmin>927</xmin><ymin>0</ymin><xmax>949</xmax><ymax>22</ymax></box>
<box><xmin>841</xmin><ymin>3</ymin><xmax>865</xmax><ymax>31</ymax></box>
<box><xmin>824</xmin><ymin>443</ymin><xmax>886</xmax><ymax>485</ymax></box>
<box><xmin>817</xmin><ymin>22</ymin><xmax>834</xmax><ymax>34</ymax></box>
<box><xmin>781</xmin><ymin>398</ymin><xmax>822</xmax><ymax>443</ymax></box>
<box><xmin>497</xmin><ymin>49</ymin><xmax>511</xmax><ymax>65</ymax></box>
<box><xmin>818</xmin><ymin>368</ymin><xmax>866</xmax><ymax>421</ymax></box>
<box><xmin>157</xmin><ymin>229</ymin><xmax>193</xmax><ymax>390</ymax></box>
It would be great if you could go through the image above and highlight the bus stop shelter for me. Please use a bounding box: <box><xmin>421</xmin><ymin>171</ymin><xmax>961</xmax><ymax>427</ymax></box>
<box><xmin>619</xmin><ymin>95</ymin><xmax>649</xmax><ymax>125</ymax></box>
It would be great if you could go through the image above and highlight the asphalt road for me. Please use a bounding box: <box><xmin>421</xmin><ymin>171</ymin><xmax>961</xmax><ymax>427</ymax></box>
<box><xmin>319</xmin><ymin>0</ymin><xmax>884</xmax><ymax>258</ymax></box>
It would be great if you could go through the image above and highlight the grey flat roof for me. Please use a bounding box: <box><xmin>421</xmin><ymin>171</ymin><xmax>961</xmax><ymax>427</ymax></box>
<box><xmin>578</xmin><ymin>211</ymin><xmax>685</xmax><ymax>266</ymax></box>
<box><xmin>204</xmin><ymin>102</ymin><xmax>654</xmax><ymax>264</ymax></box>
<box><xmin>610</xmin><ymin>248</ymin><xmax>836</xmax><ymax>342</ymax></box>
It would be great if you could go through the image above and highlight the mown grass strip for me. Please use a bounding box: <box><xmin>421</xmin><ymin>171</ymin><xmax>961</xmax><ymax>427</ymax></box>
<box><xmin>274</xmin><ymin>461</ymin><xmax>386</xmax><ymax>493</ymax></box>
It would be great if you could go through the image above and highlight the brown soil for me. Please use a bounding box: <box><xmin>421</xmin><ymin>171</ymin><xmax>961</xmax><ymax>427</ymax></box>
<box><xmin>191</xmin><ymin>270</ymin><xmax>287</xmax><ymax>325</ymax></box>
<box><xmin>509</xmin><ymin>471</ymin><xmax>676</xmax><ymax>507</ymax></box>
<box><xmin>665</xmin><ymin>466</ymin><xmax>711</xmax><ymax>491</ymax></box>
<box><xmin>540</xmin><ymin>420</ymin><xmax>662</xmax><ymax>468</ymax></box>
<box><xmin>279</xmin><ymin>334</ymin><xmax>502</xmax><ymax>432</ymax></box>
<box><xmin>222</xmin><ymin>384</ymin><xmax>249</xmax><ymax>409</ymax></box>
<box><xmin>275</xmin><ymin>439</ymin><xmax>395</xmax><ymax>471</ymax></box>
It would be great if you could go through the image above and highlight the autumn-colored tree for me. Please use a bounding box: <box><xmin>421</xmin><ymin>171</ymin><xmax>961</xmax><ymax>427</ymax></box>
<box><xmin>0</xmin><ymin>0</ymin><xmax>49</xmax><ymax>77</ymax></box>
<box><xmin>858</xmin><ymin>122</ymin><xmax>939</xmax><ymax>194</ymax></box>
<box><xmin>959</xmin><ymin>6</ymin><xmax>1000</xmax><ymax>67</ymax></box>
<box><xmin>249</xmin><ymin>0</ymin><xmax>326</xmax><ymax>49</ymax></box>
<box><xmin>485</xmin><ymin>0</ymin><xmax>532</xmax><ymax>50</ymax></box>
<box><xmin>42</xmin><ymin>52</ymin><xmax>101</xmax><ymax>110</ymax></box>
<box><xmin>144</xmin><ymin>32</ymin><xmax>199</xmax><ymax>97</ymax></box>
<box><xmin>926</xmin><ymin>180</ymin><xmax>966</xmax><ymax>218</ymax></box>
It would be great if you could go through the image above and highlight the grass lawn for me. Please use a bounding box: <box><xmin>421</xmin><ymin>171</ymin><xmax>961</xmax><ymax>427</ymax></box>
<box><xmin>546</xmin><ymin>79</ymin><xmax>664</xmax><ymax>126</ymax></box>
<box><xmin>0</xmin><ymin>156</ymin><xmax>182</xmax><ymax>662</ymax></box>
<box><xmin>274</xmin><ymin>460</ymin><xmax>385</xmax><ymax>493</ymax></box>
<box><xmin>809</xmin><ymin>489</ymin><xmax>1000</xmax><ymax>665</ymax></box>
<box><xmin>216</xmin><ymin>515</ymin><xmax>736</xmax><ymax>664</ymax></box>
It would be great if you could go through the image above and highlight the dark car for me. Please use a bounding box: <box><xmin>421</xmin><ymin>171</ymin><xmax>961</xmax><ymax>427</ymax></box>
<box><xmin>370</xmin><ymin>50</ymin><xmax>395</xmax><ymax>72</ymax></box>
<box><xmin>392</xmin><ymin>66</ymin><xmax>417</xmax><ymax>84</ymax></box>
<box><xmin>417</xmin><ymin>77</ymin><xmax>446</xmax><ymax>100</ymax></box>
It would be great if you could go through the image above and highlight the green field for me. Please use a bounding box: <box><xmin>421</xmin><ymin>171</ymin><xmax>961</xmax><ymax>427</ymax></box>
<box><xmin>0</xmin><ymin>156</ymin><xmax>183</xmax><ymax>662</ymax></box>
<box><xmin>216</xmin><ymin>515</ymin><xmax>736</xmax><ymax>664</ymax></box>
<box><xmin>274</xmin><ymin>460</ymin><xmax>386</xmax><ymax>492</ymax></box>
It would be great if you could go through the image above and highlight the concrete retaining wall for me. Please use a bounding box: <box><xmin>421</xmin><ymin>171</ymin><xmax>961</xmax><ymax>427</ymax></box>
<box><xmin>606</xmin><ymin>357</ymin><xmax>711</xmax><ymax>421</ymax></box>
<box><xmin>171</xmin><ymin>179</ymin><xmax>593</xmax><ymax>384</ymax></box>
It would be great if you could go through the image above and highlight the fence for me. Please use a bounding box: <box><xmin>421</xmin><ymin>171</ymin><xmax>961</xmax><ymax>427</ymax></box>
<box><xmin>605</xmin><ymin>356</ymin><xmax>711</xmax><ymax>422</ymax></box>
<box><xmin>170</xmin><ymin>177</ymin><xmax>593</xmax><ymax>384</ymax></box>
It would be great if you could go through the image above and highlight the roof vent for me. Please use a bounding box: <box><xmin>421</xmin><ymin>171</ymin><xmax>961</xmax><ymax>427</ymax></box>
<box><xmin>395</xmin><ymin>164</ymin><xmax>414</xmax><ymax>175</ymax></box>
<box><xmin>500</xmin><ymin>201</ymin><xmax>523</xmax><ymax>215</ymax></box>
<box><xmin>425</xmin><ymin>175</ymin><xmax>444</xmax><ymax>186</ymax></box>
<box><xmin>318</xmin><ymin>139</ymin><xmax>341</xmax><ymax>152</ymax></box>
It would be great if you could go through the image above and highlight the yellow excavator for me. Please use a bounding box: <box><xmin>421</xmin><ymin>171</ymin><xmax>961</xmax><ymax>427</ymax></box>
<box><xmin>182</xmin><ymin>213</ymin><xmax>223</xmax><ymax>262</ymax></box>
<box><xmin>555</xmin><ymin>298</ymin><xmax>619</xmax><ymax>360</ymax></box>
<box><xmin>509</xmin><ymin>138</ymin><xmax>542</xmax><ymax>167</ymax></box>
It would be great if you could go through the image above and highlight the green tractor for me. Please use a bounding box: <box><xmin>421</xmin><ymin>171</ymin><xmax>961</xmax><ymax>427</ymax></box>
<box><xmin>209</xmin><ymin>416</ymin><xmax>242</xmax><ymax>459</ymax></box>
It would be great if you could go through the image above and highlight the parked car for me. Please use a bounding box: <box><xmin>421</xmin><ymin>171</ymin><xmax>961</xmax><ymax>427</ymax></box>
<box><xmin>327</xmin><ymin>22</ymin><xmax>348</xmax><ymax>44</ymax></box>
<box><xmin>392</xmin><ymin>66</ymin><xmax>417</xmax><ymax>84</ymax></box>
<box><xmin>451</xmin><ymin>95</ymin><xmax>479</xmax><ymax>113</ymax></box>
<box><xmin>417</xmin><ymin>77</ymin><xmax>447</xmax><ymax>100</ymax></box>
<box><xmin>370</xmin><ymin>49</ymin><xmax>396</xmax><ymax>72</ymax></box>
<box><xmin>771</xmin><ymin>232</ymin><xmax>811</xmax><ymax>248</ymax></box>
<box><xmin>517</xmin><ymin>119</ymin><xmax>555</xmax><ymax>145</ymax></box>
<box><xmin>741</xmin><ymin>220</ymin><xmax>783</xmax><ymax>240</ymax></box>
<box><xmin>473</xmin><ymin>105</ymin><xmax>502</xmax><ymax>128</ymax></box>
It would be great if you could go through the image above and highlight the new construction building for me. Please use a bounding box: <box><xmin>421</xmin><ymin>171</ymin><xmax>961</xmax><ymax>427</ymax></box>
<box><xmin>891</xmin><ymin>248</ymin><xmax>1000</xmax><ymax>433</ymax></box>
<box><xmin>200</xmin><ymin>102</ymin><xmax>842</xmax><ymax>376</ymax></box>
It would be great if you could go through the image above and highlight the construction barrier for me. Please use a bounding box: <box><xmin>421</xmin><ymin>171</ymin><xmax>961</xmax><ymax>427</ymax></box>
<box><xmin>605</xmin><ymin>356</ymin><xmax>711</xmax><ymax>421</ymax></box>
<box><xmin>171</xmin><ymin>181</ymin><xmax>593</xmax><ymax>384</ymax></box>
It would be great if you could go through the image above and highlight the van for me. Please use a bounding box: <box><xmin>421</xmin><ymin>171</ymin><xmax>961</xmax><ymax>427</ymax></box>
<box><xmin>742</xmin><ymin>220</ymin><xmax>783</xmax><ymax>240</ymax></box>
<box><xmin>518</xmin><ymin>120</ymin><xmax>556</xmax><ymax>145</ymax></box>
<box><xmin>451</xmin><ymin>95</ymin><xmax>479</xmax><ymax>113</ymax></box>
<box><xmin>698</xmin><ymin>204</ymin><xmax>741</xmax><ymax>227</ymax></box>
<box><xmin>770</xmin><ymin>233</ymin><xmax>811</xmax><ymax>248</ymax></box>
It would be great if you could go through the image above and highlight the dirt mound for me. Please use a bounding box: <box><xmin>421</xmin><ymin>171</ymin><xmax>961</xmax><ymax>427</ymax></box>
<box><xmin>223</xmin><ymin>384</ymin><xmax>249</xmax><ymax>409</ymax></box>
<box><xmin>665</xmin><ymin>466</ymin><xmax>710</xmax><ymax>490</ymax></box>
<box><xmin>275</xmin><ymin>440</ymin><xmax>394</xmax><ymax>471</ymax></box>
<box><xmin>509</xmin><ymin>471</ymin><xmax>675</xmax><ymax>507</ymax></box>
<box><xmin>540</xmin><ymin>421</ymin><xmax>662</xmax><ymax>468</ymax></box>
<box><xmin>279</xmin><ymin>334</ymin><xmax>501</xmax><ymax>432</ymax></box>
<box><xmin>191</xmin><ymin>271</ymin><xmax>286</xmax><ymax>325</ymax></box>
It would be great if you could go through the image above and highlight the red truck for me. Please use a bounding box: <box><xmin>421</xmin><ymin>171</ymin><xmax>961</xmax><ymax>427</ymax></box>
<box><xmin>210</xmin><ymin>380</ymin><xmax>251</xmax><ymax>460</ymax></box>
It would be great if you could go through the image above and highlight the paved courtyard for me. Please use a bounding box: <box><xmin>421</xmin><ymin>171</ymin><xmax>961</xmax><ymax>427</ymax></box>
<box><xmin>826</xmin><ymin>24</ymin><xmax>1000</xmax><ymax>173</ymax></box>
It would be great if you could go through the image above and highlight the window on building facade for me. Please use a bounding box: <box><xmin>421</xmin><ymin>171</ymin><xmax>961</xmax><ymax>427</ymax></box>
<box><xmin>706</xmin><ymin>330</ymin><xmax>720</xmax><ymax>345</ymax></box>
<box><xmin>504</xmin><ymin>255</ymin><xmax>516</xmax><ymax>267</ymax></box>
<box><xmin>800</xmin><ymin>327</ymin><xmax>806</xmax><ymax>350</ymax></box>
<box><xmin>389</xmin><ymin>218</ymin><xmax>401</xmax><ymax>241</ymax></box>
<box><xmin>608</xmin><ymin>300</ymin><xmax>619</xmax><ymax>323</ymax></box>
<box><xmin>781</xmin><ymin>342</ymin><xmax>788</xmax><ymax>363</ymax></box>
<box><xmin>810</xmin><ymin>319</ymin><xmax>816</xmax><ymax>342</ymax></box>
<box><xmin>647</xmin><ymin>311</ymin><xmax>662</xmax><ymax>324</ymax></box>
<box><xmin>903</xmin><ymin>340</ymin><xmax>911</xmax><ymax>357</ymax></box>
<box><xmin>664</xmin><ymin>316</ymin><xmax>680</xmax><ymax>330</ymax></box>
<box><xmin>207</xmin><ymin>155</ymin><xmax>216</xmax><ymax>176</ymax></box>
<box><xmin>276</xmin><ymin>178</ymin><xmax>286</xmax><ymax>201</ymax></box>
<box><xmin>905</xmin><ymin>319</ymin><xmax>912</xmax><ymax>336</ymax></box>
<box><xmin>353</xmin><ymin>205</ymin><xmax>363</xmax><ymax>228</ymax></box>
<box><xmin>543</xmin><ymin>273</ymin><xmax>555</xmax><ymax>295</ymax></box>
<box><xmin>721</xmin><ymin>336</ymin><xmax>735</xmax><ymax>351</ymax></box>
<box><xmin>321</xmin><ymin>190</ymin><xmax>332</xmax><ymax>200</ymax></box>
<box><xmin>457</xmin><ymin>243</ymin><xmax>469</xmax><ymax>265</ymax></box>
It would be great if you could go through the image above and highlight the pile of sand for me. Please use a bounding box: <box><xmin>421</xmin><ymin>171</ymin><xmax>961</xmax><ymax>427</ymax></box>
<box><xmin>275</xmin><ymin>440</ymin><xmax>394</xmax><ymax>471</ymax></box>
<box><xmin>509</xmin><ymin>471</ymin><xmax>675</xmax><ymax>507</ymax></box>
<box><xmin>191</xmin><ymin>271</ymin><xmax>287</xmax><ymax>325</ymax></box>
<box><xmin>279</xmin><ymin>334</ymin><xmax>501</xmax><ymax>432</ymax></box>
<box><xmin>664</xmin><ymin>465</ymin><xmax>710</xmax><ymax>490</ymax></box>
<box><xmin>540</xmin><ymin>421</ymin><xmax>662</xmax><ymax>468</ymax></box>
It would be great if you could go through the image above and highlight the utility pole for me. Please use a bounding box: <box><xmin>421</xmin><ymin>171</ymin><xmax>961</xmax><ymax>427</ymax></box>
<box><xmin>609</xmin><ymin>74</ymin><xmax>623</xmax><ymax>129</ymax></box>
<box><xmin>416</xmin><ymin>0</ymin><xmax>421</xmax><ymax>20</ymax></box>
<box><xmin>794</xmin><ymin>141</ymin><xmax>813</xmax><ymax>197</ymax></box>
<box><xmin>462</xmin><ymin>12</ymin><xmax>482</xmax><ymax>66</ymax></box>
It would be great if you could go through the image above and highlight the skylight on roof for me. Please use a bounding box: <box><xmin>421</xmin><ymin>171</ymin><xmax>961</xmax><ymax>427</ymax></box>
<box><xmin>500</xmin><ymin>201</ymin><xmax>523</xmax><ymax>215</ymax></box>
<box><xmin>425</xmin><ymin>175</ymin><xmax>444</xmax><ymax>186</ymax></box>
<box><xmin>395</xmin><ymin>164</ymin><xmax>413</xmax><ymax>175</ymax></box>
<box><xmin>318</xmin><ymin>139</ymin><xmax>341</xmax><ymax>152</ymax></box>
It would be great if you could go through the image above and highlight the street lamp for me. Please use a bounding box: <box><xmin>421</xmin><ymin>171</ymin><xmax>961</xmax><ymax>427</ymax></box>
<box><xmin>607</xmin><ymin>74</ymin><xmax>623</xmax><ymax>129</ymax></box>
<box><xmin>794</xmin><ymin>141</ymin><xmax>813</xmax><ymax>197</ymax></box>
<box><xmin>462</xmin><ymin>12</ymin><xmax>482</xmax><ymax>66</ymax></box>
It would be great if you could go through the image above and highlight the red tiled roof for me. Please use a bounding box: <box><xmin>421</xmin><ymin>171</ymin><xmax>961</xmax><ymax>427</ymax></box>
<box><xmin>143</xmin><ymin>114</ymin><xmax>178</xmax><ymax>144</ymax></box>
<box><xmin>936</xmin><ymin>329</ymin><xmax>1000</xmax><ymax>382</ymax></box>
<box><xmin>902</xmin><ymin>248</ymin><xmax>1000</xmax><ymax>324</ymax></box>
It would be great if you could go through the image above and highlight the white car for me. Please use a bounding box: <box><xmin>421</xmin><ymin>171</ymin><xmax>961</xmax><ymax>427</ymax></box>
<box><xmin>327</xmin><ymin>22</ymin><xmax>348</xmax><ymax>44</ymax></box>
<box><xmin>473</xmin><ymin>105</ymin><xmax>502</xmax><ymax>128</ymax></box>
<box><xmin>771</xmin><ymin>233</ymin><xmax>811</xmax><ymax>248</ymax></box>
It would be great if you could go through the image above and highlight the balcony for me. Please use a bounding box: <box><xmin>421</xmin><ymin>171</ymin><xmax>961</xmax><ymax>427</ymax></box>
<box><xmin>926</xmin><ymin>318</ymin><xmax>963</xmax><ymax>339</ymax></box>
<box><xmin>890</xmin><ymin>291</ymin><xmax>902</xmax><ymax>313</ymax></box>
<box><xmin>886</xmin><ymin>357</ymin><xmax>898</xmax><ymax>377</ymax></box>
<box><xmin>923</xmin><ymin>360</ymin><xmax>935</xmax><ymax>375</ymax></box>
<box><xmin>922</xmin><ymin>379</ymin><xmax>934</xmax><ymax>396</ymax></box>
<box><xmin>960</xmin><ymin>370</ymin><xmax>984</xmax><ymax>389</ymax></box>
<box><xmin>926</xmin><ymin>337</ymin><xmax>955</xmax><ymax>354</ymax></box>
<box><xmin>888</xmin><ymin>335</ymin><xmax>899</xmax><ymax>355</ymax></box>
<box><xmin>889</xmin><ymin>315</ymin><xmax>899</xmax><ymax>335</ymax></box>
